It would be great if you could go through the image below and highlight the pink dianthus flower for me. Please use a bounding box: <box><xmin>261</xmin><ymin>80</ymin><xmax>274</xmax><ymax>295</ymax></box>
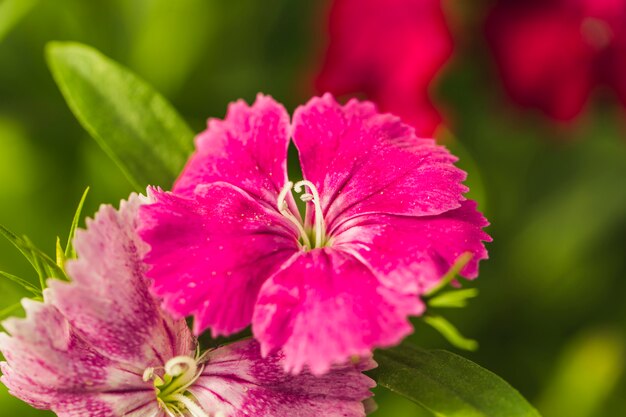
<box><xmin>486</xmin><ymin>0</ymin><xmax>626</xmax><ymax>121</ymax></box>
<box><xmin>0</xmin><ymin>194</ymin><xmax>375</xmax><ymax>417</ymax></box>
<box><xmin>314</xmin><ymin>0</ymin><xmax>454</xmax><ymax>136</ymax></box>
<box><xmin>139</xmin><ymin>94</ymin><xmax>490</xmax><ymax>375</ymax></box>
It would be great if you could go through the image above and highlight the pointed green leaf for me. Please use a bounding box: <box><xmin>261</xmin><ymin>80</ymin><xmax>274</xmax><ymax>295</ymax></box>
<box><xmin>65</xmin><ymin>186</ymin><xmax>89</xmax><ymax>259</ymax></box>
<box><xmin>423</xmin><ymin>315</ymin><xmax>479</xmax><ymax>351</ymax></box>
<box><xmin>373</xmin><ymin>344</ymin><xmax>542</xmax><ymax>417</ymax></box>
<box><xmin>428</xmin><ymin>288</ymin><xmax>479</xmax><ymax>309</ymax></box>
<box><xmin>46</xmin><ymin>42</ymin><xmax>194</xmax><ymax>190</ymax></box>
<box><xmin>0</xmin><ymin>271</ymin><xmax>41</xmax><ymax>296</ymax></box>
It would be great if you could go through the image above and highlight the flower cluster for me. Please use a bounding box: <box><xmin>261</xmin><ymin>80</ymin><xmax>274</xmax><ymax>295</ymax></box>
<box><xmin>0</xmin><ymin>92</ymin><xmax>489</xmax><ymax>417</ymax></box>
<box><xmin>0</xmin><ymin>195</ymin><xmax>374</xmax><ymax>417</ymax></box>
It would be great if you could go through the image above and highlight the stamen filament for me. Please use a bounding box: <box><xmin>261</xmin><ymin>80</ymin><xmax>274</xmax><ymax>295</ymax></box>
<box><xmin>170</xmin><ymin>394</ymin><xmax>211</xmax><ymax>417</ymax></box>
<box><xmin>277</xmin><ymin>181</ymin><xmax>312</xmax><ymax>248</ymax></box>
<box><xmin>294</xmin><ymin>180</ymin><xmax>325</xmax><ymax>249</ymax></box>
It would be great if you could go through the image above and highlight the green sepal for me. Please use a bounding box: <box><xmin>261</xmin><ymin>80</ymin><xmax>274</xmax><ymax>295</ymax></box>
<box><xmin>65</xmin><ymin>186</ymin><xmax>89</xmax><ymax>259</ymax></box>
<box><xmin>56</xmin><ymin>236</ymin><xmax>66</xmax><ymax>269</ymax></box>
<box><xmin>425</xmin><ymin>252</ymin><xmax>472</xmax><ymax>296</ymax></box>
<box><xmin>428</xmin><ymin>288</ymin><xmax>479</xmax><ymax>309</ymax></box>
<box><xmin>422</xmin><ymin>314</ymin><xmax>479</xmax><ymax>352</ymax></box>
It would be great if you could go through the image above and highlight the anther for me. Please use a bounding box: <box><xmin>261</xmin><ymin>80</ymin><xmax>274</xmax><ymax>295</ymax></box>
<box><xmin>294</xmin><ymin>180</ymin><xmax>326</xmax><ymax>248</ymax></box>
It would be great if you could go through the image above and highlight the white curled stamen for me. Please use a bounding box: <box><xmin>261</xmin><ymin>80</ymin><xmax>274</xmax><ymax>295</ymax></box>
<box><xmin>170</xmin><ymin>394</ymin><xmax>211</xmax><ymax>417</ymax></box>
<box><xmin>277</xmin><ymin>181</ymin><xmax>312</xmax><ymax>248</ymax></box>
<box><xmin>294</xmin><ymin>180</ymin><xmax>325</xmax><ymax>249</ymax></box>
<box><xmin>144</xmin><ymin>354</ymin><xmax>212</xmax><ymax>417</ymax></box>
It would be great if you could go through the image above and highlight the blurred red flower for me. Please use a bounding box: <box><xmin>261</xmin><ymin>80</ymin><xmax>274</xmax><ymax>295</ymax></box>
<box><xmin>486</xmin><ymin>0</ymin><xmax>626</xmax><ymax>121</ymax></box>
<box><xmin>315</xmin><ymin>0</ymin><xmax>453</xmax><ymax>137</ymax></box>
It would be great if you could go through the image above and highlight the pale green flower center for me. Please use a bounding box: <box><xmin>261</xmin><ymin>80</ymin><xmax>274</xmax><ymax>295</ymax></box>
<box><xmin>143</xmin><ymin>353</ymin><xmax>221</xmax><ymax>417</ymax></box>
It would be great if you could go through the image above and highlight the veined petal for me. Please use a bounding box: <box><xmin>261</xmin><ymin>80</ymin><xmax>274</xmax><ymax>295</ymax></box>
<box><xmin>292</xmin><ymin>94</ymin><xmax>467</xmax><ymax>231</ymax></box>
<box><xmin>174</xmin><ymin>94</ymin><xmax>297</xmax><ymax>213</ymax></box>
<box><xmin>333</xmin><ymin>201</ymin><xmax>492</xmax><ymax>294</ymax></box>
<box><xmin>46</xmin><ymin>194</ymin><xmax>194</xmax><ymax>368</ymax></box>
<box><xmin>139</xmin><ymin>184</ymin><xmax>299</xmax><ymax>337</ymax></box>
<box><xmin>252</xmin><ymin>249</ymin><xmax>418</xmax><ymax>375</ymax></box>
<box><xmin>0</xmin><ymin>300</ymin><xmax>161</xmax><ymax>417</ymax></box>
<box><xmin>189</xmin><ymin>339</ymin><xmax>375</xmax><ymax>417</ymax></box>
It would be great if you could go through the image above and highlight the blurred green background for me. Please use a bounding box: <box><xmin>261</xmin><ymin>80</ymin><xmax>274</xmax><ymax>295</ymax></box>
<box><xmin>0</xmin><ymin>1</ymin><xmax>625</xmax><ymax>416</ymax></box>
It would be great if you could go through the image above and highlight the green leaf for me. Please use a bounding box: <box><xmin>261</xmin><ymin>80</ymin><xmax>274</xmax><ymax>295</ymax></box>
<box><xmin>374</xmin><ymin>344</ymin><xmax>542</xmax><ymax>417</ymax></box>
<box><xmin>422</xmin><ymin>315</ymin><xmax>478</xmax><ymax>352</ymax></box>
<box><xmin>0</xmin><ymin>271</ymin><xmax>41</xmax><ymax>296</ymax></box>
<box><xmin>45</xmin><ymin>42</ymin><xmax>194</xmax><ymax>190</ymax></box>
<box><xmin>65</xmin><ymin>186</ymin><xmax>89</xmax><ymax>259</ymax></box>
<box><xmin>428</xmin><ymin>288</ymin><xmax>479</xmax><ymax>309</ymax></box>
<box><xmin>0</xmin><ymin>0</ymin><xmax>38</xmax><ymax>42</ymax></box>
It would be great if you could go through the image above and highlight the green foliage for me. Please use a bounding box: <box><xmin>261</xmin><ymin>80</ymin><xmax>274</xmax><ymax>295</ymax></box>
<box><xmin>46</xmin><ymin>42</ymin><xmax>194</xmax><ymax>190</ymax></box>
<box><xmin>64</xmin><ymin>186</ymin><xmax>89</xmax><ymax>260</ymax></box>
<box><xmin>422</xmin><ymin>315</ymin><xmax>478</xmax><ymax>352</ymax></box>
<box><xmin>0</xmin><ymin>0</ymin><xmax>38</xmax><ymax>42</ymax></box>
<box><xmin>0</xmin><ymin>302</ymin><xmax>22</xmax><ymax>320</ymax></box>
<box><xmin>425</xmin><ymin>253</ymin><xmax>472</xmax><ymax>297</ymax></box>
<box><xmin>537</xmin><ymin>328</ymin><xmax>625</xmax><ymax>417</ymax></box>
<box><xmin>428</xmin><ymin>288</ymin><xmax>479</xmax><ymax>309</ymax></box>
<box><xmin>374</xmin><ymin>344</ymin><xmax>542</xmax><ymax>417</ymax></box>
<box><xmin>0</xmin><ymin>225</ymin><xmax>67</xmax><ymax>287</ymax></box>
<box><xmin>0</xmin><ymin>271</ymin><xmax>41</xmax><ymax>297</ymax></box>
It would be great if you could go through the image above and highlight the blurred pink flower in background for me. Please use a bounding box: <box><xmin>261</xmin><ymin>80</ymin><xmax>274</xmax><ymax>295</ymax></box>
<box><xmin>314</xmin><ymin>0</ymin><xmax>454</xmax><ymax>136</ymax></box>
<box><xmin>486</xmin><ymin>0</ymin><xmax>626</xmax><ymax>121</ymax></box>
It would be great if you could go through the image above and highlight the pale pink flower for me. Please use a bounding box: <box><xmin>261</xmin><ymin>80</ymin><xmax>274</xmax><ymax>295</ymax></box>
<box><xmin>139</xmin><ymin>94</ymin><xmax>491</xmax><ymax>375</ymax></box>
<box><xmin>0</xmin><ymin>194</ymin><xmax>375</xmax><ymax>417</ymax></box>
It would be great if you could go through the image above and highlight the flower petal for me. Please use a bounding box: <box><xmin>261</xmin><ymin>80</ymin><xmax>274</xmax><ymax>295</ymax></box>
<box><xmin>174</xmin><ymin>94</ymin><xmax>295</xmax><ymax>211</ymax></box>
<box><xmin>333</xmin><ymin>200</ymin><xmax>492</xmax><ymax>295</ymax></box>
<box><xmin>292</xmin><ymin>94</ymin><xmax>467</xmax><ymax>231</ymax></box>
<box><xmin>139</xmin><ymin>184</ymin><xmax>299</xmax><ymax>337</ymax></box>
<box><xmin>46</xmin><ymin>194</ymin><xmax>194</xmax><ymax>368</ymax></box>
<box><xmin>189</xmin><ymin>339</ymin><xmax>375</xmax><ymax>417</ymax></box>
<box><xmin>0</xmin><ymin>299</ymin><xmax>161</xmax><ymax>417</ymax></box>
<box><xmin>252</xmin><ymin>249</ymin><xmax>418</xmax><ymax>375</ymax></box>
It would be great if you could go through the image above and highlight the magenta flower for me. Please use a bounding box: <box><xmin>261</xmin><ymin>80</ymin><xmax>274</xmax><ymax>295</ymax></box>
<box><xmin>138</xmin><ymin>94</ymin><xmax>490</xmax><ymax>375</ymax></box>
<box><xmin>0</xmin><ymin>194</ymin><xmax>375</xmax><ymax>417</ymax></box>
<box><xmin>314</xmin><ymin>0</ymin><xmax>454</xmax><ymax>136</ymax></box>
<box><xmin>486</xmin><ymin>0</ymin><xmax>626</xmax><ymax>121</ymax></box>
